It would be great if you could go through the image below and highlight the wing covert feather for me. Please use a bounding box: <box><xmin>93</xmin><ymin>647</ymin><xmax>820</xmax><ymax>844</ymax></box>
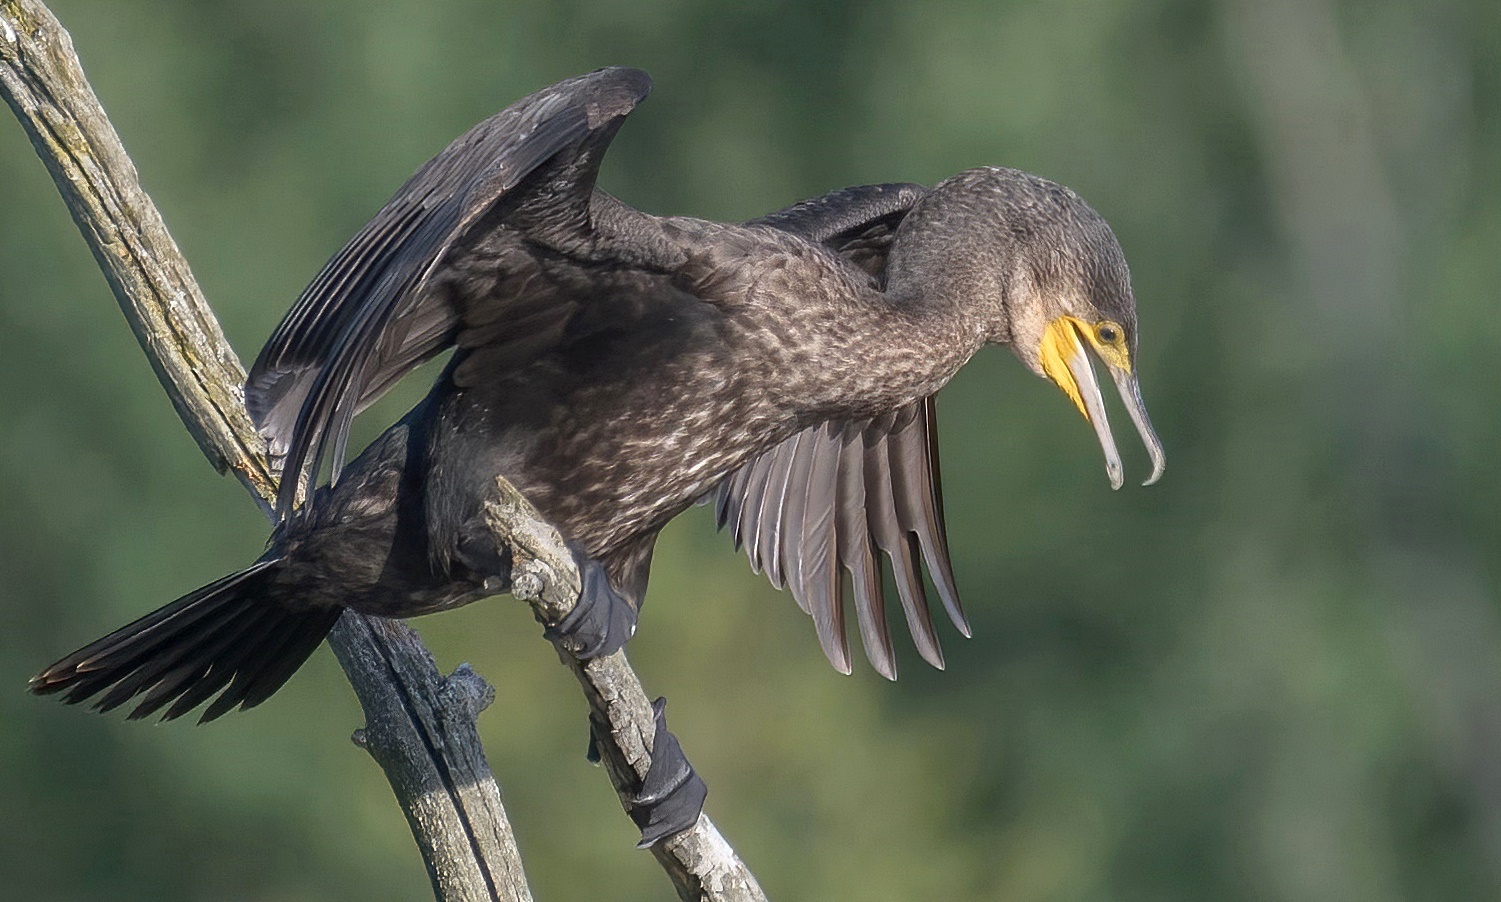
<box><xmin>246</xmin><ymin>67</ymin><xmax>652</xmax><ymax>517</ymax></box>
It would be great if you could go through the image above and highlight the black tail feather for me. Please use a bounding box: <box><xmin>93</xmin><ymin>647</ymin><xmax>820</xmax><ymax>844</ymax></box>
<box><xmin>200</xmin><ymin>610</ymin><xmax>331</xmax><ymax>723</ymax></box>
<box><xmin>95</xmin><ymin>596</ymin><xmax>276</xmax><ymax>715</ymax></box>
<box><xmin>128</xmin><ymin>605</ymin><xmax>281</xmax><ymax>720</ymax></box>
<box><xmin>31</xmin><ymin>560</ymin><xmax>343</xmax><ymax>722</ymax></box>
<box><xmin>236</xmin><ymin>612</ymin><xmax>341</xmax><ymax>712</ymax></box>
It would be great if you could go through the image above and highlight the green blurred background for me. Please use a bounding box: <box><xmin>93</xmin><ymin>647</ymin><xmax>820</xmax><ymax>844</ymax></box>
<box><xmin>3</xmin><ymin>0</ymin><xmax>1498</xmax><ymax>899</ymax></box>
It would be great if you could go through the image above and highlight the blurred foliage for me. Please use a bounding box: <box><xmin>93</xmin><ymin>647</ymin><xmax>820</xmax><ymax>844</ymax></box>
<box><xmin>2</xmin><ymin>0</ymin><xmax>1499</xmax><ymax>899</ymax></box>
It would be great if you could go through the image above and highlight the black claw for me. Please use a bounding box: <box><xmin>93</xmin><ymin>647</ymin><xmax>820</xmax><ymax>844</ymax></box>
<box><xmin>631</xmin><ymin>697</ymin><xmax>708</xmax><ymax>848</ymax></box>
<box><xmin>544</xmin><ymin>556</ymin><xmax>637</xmax><ymax>659</ymax></box>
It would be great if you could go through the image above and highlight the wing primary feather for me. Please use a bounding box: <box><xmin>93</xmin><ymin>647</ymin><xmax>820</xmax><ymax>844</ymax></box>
<box><xmin>799</xmin><ymin>423</ymin><xmax>851</xmax><ymax>675</ymax></box>
<box><xmin>885</xmin><ymin>399</ymin><xmax>967</xmax><ymax>636</ymax></box>
<box><xmin>894</xmin><ymin>398</ymin><xmax>968</xmax><ymax>636</ymax></box>
<box><xmin>711</xmin><ymin>403</ymin><xmax>961</xmax><ymax>673</ymax></box>
<box><xmin>758</xmin><ymin>435</ymin><xmax>802</xmax><ymax>594</ymax></box>
<box><xmin>248</xmin><ymin>198</ymin><xmax>434</xmax><ymax>437</ymax></box>
<box><xmin>737</xmin><ymin>452</ymin><xmax>777</xmax><ymax>566</ymax></box>
<box><xmin>714</xmin><ymin>472</ymin><xmax>738</xmax><ymax>533</ymax></box>
<box><xmin>836</xmin><ymin>422</ymin><xmax>896</xmax><ymax>679</ymax></box>
<box><xmin>865</xmin><ymin>421</ymin><xmax>946</xmax><ymax>670</ymax></box>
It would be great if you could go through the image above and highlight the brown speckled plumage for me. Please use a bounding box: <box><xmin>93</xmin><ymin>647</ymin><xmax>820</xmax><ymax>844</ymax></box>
<box><xmin>32</xmin><ymin>67</ymin><xmax>1162</xmax><ymax>720</ymax></box>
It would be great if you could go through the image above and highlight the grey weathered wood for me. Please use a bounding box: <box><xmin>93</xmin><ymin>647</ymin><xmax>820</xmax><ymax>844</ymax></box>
<box><xmin>0</xmin><ymin>3</ymin><xmax>531</xmax><ymax>900</ymax></box>
<box><xmin>333</xmin><ymin>616</ymin><xmax>534</xmax><ymax>902</ymax></box>
<box><xmin>489</xmin><ymin>481</ymin><xmax>768</xmax><ymax>901</ymax></box>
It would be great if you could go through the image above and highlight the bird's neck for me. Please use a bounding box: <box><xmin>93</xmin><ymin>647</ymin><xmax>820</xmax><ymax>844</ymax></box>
<box><xmin>787</xmin><ymin>274</ymin><xmax>992</xmax><ymax>423</ymax></box>
<box><xmin>826</xmin><ymin>191</ymin><xmax>1024</xmax><ymax>413</ymax></box>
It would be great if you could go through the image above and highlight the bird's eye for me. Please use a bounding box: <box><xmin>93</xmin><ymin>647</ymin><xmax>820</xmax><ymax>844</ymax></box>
<box><xmin>1096</xmin><ymin>323</ymin><xmax>1121</xmax><ymax>344</ymax></box>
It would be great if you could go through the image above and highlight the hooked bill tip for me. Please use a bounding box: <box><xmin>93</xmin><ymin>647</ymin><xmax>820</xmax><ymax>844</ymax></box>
<box><xmin>1139</xmin><ymin>429</ymin><xmax>1167</xmax><ymax>487</ymax></box>
<box><xmin>1103</xmin><ymin>365</ymin><xmax>1166</xmax><ymax>490</ymax></box>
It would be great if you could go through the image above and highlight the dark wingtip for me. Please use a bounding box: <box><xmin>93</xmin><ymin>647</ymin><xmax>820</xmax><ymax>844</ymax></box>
<box><xmin>601</xmin><ymin>66</ymin><xmax>652</xmax><ymax>96</ymax></box>
<box><xmin>582</xmin><ymin>67</ymin><xmax>653</xmax><ymax>125</ymax></box>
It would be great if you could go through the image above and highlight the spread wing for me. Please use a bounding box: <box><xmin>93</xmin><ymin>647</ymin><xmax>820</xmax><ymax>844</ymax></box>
<box><xmin>246</xmin><ymin>67</ymin><xmax>652</xmax><ymax>518</ymax></box>
<box><xmin>749</xmin><ymin>182</ymin><xmax>925</xmax><ymax>277</ymax></box>
<box><xmin>714</xmin><ymin>399</ymin><xmax>968</xmax><ymax>680</ymax></box>
<box><xmin>717</xmin><ymin>183</ymin><xmax>971</xmax><ymax>679</ymax></box>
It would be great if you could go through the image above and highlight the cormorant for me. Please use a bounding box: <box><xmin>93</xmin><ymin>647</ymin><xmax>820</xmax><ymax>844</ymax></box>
<box><xmin>31</xmin><ymin>67</ymin><xmax>1165</xmax><ymax>845</ymax></box>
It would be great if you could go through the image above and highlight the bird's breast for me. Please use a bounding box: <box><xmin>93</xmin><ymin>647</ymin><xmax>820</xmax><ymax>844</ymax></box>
<box><xmin>500</xmin><ymin>352</ymin><xmax>788</xmax><ymax>556</ymax></box>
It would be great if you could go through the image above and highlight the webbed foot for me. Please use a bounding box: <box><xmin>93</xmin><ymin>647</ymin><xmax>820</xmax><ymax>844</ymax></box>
<box><xmin>630</xmin><ymin>697</ymin><xmax>708</xmax><ymax>848</ymax></box>
<box><xmin>544</xmin><ymin>555</ymin><xmax>637</xmax><ymax>659</ymax></box>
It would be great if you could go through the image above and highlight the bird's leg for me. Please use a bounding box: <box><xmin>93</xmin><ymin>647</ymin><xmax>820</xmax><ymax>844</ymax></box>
<box><xmin>621</xmin><ymin>697</ymin><xmax>708</xmax><ymax>848</ymax></box>
<box><xmin>544</xmin><ymin>552</ymin><xmax>637</xmax><ymax>659</ymax></box>
<box><xmin>548</xmin><ymin>550</ymin><xmax>703</xmax><ymax>844</ymax></box>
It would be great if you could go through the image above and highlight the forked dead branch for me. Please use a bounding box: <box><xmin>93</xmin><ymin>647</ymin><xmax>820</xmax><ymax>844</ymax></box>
<box><xmin>0</xmin><ymin>1</ymin><xmax>762</xmax><ymax>899</ymax></box>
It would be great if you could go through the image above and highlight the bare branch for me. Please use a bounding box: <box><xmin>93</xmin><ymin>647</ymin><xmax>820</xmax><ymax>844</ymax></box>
<box><xmin>489</xmin><ymin>481</ymin><xmax>768</xmax><ymax>901</ymax></box>
<box><xmin>332</xmin><ymin>616</ymin><xmax>534</xmax><ymax>902</ymax></box>
<box><xmin>1</xmin><ymin>1</ymin><xmax>766</xmax><ymax>899</ymax></box>
<box><xmin>1</xmin><ymin>2</ymin><xmax>529</xmax><ymax>900</ymax></box>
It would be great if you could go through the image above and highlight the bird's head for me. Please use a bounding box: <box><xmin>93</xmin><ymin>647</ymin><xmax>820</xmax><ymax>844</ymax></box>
<box><xmin>1020</xmin><ymin>282</ymin><xmax>1166</xmax><ymax>490</ymax></box>
<box><xmin>911</xmin><ymin>167</ymin><xmax>1166</xmax><ymax>489</ymax></box>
